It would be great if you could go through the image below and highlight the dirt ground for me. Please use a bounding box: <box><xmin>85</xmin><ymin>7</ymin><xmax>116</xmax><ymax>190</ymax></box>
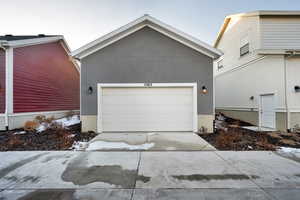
<box><xmin>200</xmin><ymin>114</ymin><xmax>300</xmax><ymax>151</ymax></box>
<box><xmin>0</xmin><ymin>123</ymin><xmax>96</xmax><ymax>151</ymax></box>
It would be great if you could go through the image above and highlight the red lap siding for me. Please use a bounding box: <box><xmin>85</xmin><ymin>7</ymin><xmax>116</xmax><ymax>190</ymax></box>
<box><xmin>13</xmin><ymin>42</ymin><xmax>79</xmax><ymax>113</ymax></box>
<box><xmin>0</xmin><ymin>49</ymin><xmax>5</xmax><ymax>113</ymax></box>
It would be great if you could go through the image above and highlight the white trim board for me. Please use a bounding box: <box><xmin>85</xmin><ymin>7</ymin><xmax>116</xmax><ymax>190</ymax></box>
<box><xmin>7</xmin><ymin>110</ymin><xmax>79</xmax><ymax>130</ymax></box>
<box><xmin>5</xmin><ymin>47</ymin><xmax>14</xmax><ymax>127</ymax></box>
<box><xmin>0</xmin><ymin>36</ymin><xmax>80</xmax><ymax>72</ymax></box>
<box><xmin>215</xmin><ymin>55</ymin><xmax>266</xmax><ymax>77</ymax></box>
<box><xmin>97</xmin><ymin>83</ymin><xmax>198</xmax><ymax>133</ymax></box>
<box><xmin>215</xmin><ymin>106</ymin><xmax>296</xmax><ymax>112</ymax></box>
<box><xmin>72</xmin><ymin>15</ymin><xmax>222</xmax><ymax>59</ymax></box>
<box><xmin>4</xmin><ymin>36</ymin><xmax>64</xmax><ymax>48</ymax></box>
<box><xmin>9</xmin><ymin>110</ymin><xmax>80</xmax><ymax>117</ymax></box>
<box><xmin>216</xmin><ymin>107</ymin><xmax>259</xmax><ymax>112</ymax></box>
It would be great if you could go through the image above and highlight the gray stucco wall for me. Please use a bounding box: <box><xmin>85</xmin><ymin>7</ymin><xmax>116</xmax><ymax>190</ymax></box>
<box><xmin>81</xmin><ymin>27</ymin><xmax>213</xmax><ymax>115</ymax></box>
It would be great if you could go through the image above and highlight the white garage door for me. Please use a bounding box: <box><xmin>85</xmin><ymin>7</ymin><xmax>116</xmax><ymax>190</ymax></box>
<box><xmin>98</xmin><ymin>84</ymin><xmax>196</xmax><ymax>132</ymax></box>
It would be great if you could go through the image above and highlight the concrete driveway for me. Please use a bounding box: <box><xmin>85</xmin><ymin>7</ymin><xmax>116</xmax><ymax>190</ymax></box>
<box><xmin>86</xmin><ymin>132</ymin><xmax>215</xmax><ymax>151</ymax></box>
<box><xmin>0</xmin><ymin>151</ymin><xmax>300</xmax><ymax>199</ymax></box>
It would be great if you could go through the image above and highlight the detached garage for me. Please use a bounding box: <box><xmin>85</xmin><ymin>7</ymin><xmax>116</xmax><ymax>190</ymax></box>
<box><xmin>98</xmin><ymin>83</ymin><xmax>197</xmax><ymax>132</ymax></box>
<box><xmin>72</xmin><ymin>15</ymin><xmax>222</xmax><ymax>133</ymax></box>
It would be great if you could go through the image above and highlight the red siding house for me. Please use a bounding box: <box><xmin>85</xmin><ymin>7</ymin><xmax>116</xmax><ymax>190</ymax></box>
<box><xmin>0</xmin><ymin>35</ymin><xmax>79</xmax><ymax>130</ymax></box>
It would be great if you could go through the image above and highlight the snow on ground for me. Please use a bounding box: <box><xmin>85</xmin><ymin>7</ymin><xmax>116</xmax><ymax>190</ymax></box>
<box><xmin>36</xmin><ymin>122</ymin><xmax>49</xmax><ymax>133</ymax></box>
<box><xmin>55</xmin><ymin>115</ymin><xmax>80</xmax><ymax>127</ymax></box>
<box><xmin>86</xmin><ymin>141</ymin><xmax>155</xmax><ymax>151</ymax></box>
<box><xmin>13</xmin><ymin>131</ymin><xmax>26</xmax><ymax>135</ymax></box>
<box><xmin>278</xmin><ymin>147</ymin><xmax>300</xmax><ymax>154</ymax></box>
<box><xmin>71</xmin><ymin>141</ymin><xmax>89</xmax><ymax>151</ymax></box>
<box><xmin>36</xmin><ymin>115</ymin><xmax>80</xmax><ymax>133</ymax></box>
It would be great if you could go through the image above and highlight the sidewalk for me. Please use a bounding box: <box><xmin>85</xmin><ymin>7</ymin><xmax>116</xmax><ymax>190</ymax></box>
<box><xmin>0</xmin><ymin>151</ymin><xmax>299</xmax><ymax>199</ymax></box>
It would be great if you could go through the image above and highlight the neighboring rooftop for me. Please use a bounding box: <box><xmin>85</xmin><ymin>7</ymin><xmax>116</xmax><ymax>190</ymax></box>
<box><xmin>228</xmin><ymin>10</ymin><xmax>300</xmax><ymax>18</ymax></box>
<box><xmin>214</xmin><ymin>10</ymin><xmax>300</xmax><ymax>47</ymax></box>
<box><xmin>0</xmin><ymin>34</ymin><xmax>60</xmax><ymax>41</ymax></box>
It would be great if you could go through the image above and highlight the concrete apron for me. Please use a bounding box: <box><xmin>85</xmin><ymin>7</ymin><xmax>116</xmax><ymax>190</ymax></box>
<box><xmin>0</xmin><ymin>151</ymin><xmax>300</xmax><ymax>199</ymax></box>
<box><xmin>85</xmin><ymin>132</ymin><xmax>216</xmax><ymax>151</ymax></box>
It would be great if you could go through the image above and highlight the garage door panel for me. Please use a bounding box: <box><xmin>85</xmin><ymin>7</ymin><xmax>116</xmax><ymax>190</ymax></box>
<box><xmin>102</xmin><ymin>105</ymin><xmax>193</xmax><ymax>113</ymax></box>
<box><xmin>102</xmin><ymin>95</ymin><xmax>192</xmax><ymax>105</ymax></box>
<box><xmin>100</xmin><ymin>86</ymin><xmax>194</xmax><ymax>132</ymax></box>
<box><xmin>103</xmin><ymin>119</ymin><xmax>193</xmax><ymax>132</ymax></box>
<box><xmin>103</xmin><ymin>87</ymin><xmax>193</xmax><ymax>95</ymax></box>
<box><xmin>103</xmin><ymin>114</ymin><xmax>193</xmax><ymax>123</ymax></box>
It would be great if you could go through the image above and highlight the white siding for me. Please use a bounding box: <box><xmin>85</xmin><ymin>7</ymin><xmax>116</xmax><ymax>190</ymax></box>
<box><xmin>215</xmin><ymin>55</ymin><xmax>286</xmax><ymax>111</ymax></box>
<box><xmin>0</xmin><ymin>115</ymin><xmax>5</xmax><ymax>130</ymax></box>
<box><xmin>261</xmin><ymin>17</ymin><xmax>300</xmax><ymax>49</ymax></box>
<box><xmin>215</xmin><ymin>16</ymin><xmax>261</xmax><ymax>75</ymax></box>
<box><xmin>286</xmin><ymin>56</ymin><xmax>300</xmax><ymax>111</ymax></box>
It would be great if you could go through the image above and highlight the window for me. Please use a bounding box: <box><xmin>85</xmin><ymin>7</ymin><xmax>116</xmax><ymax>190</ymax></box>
<box><xmin>240</xmin><ymin>34</ymin><xmax>249</xmax><ymax>56</ymax></box>
<box><xmin>217</xmin><ymin>59</ymin><xmax>224</xmax><ymax>70</ymax></box>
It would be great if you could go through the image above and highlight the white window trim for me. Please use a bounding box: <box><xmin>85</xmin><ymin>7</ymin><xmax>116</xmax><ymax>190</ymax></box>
<box><xmin>9</xmin><ymin>110</ymin><xmax>79</xmax><ymax>117</ymax></box>
<box><xmin>97</xmin><ymin>83</ymin><xmax>198</xmax><ymax>133</ymax></box>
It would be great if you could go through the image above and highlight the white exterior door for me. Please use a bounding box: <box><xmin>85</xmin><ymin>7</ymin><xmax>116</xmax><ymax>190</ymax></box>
<box><xmin>260</xmin><ymin>94</ymin><xmax>275</xmax><ymax>129</ymax></box>
<box><xmin>98</xmin><ymin>84</ymin><xmax>197</xmax><ymax>132</ymax></box>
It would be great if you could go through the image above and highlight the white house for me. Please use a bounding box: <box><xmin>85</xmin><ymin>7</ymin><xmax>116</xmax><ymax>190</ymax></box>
<box><xmin>214</xmin><ymin>11</ymin><xmax>300</xmax><ymax>131</ymax></box>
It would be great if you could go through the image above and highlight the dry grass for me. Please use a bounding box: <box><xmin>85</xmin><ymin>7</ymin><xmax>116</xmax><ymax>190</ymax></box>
<box><xmin>7</xmin><ymin>135</ymin><xmax>24</xmax><ymax>148</ymax></box>
<box><xmin>65</xmin><ymin>111</ymin><xmax>76</xmax><ymax>119</ymax></box>
<box><xmin>35</xmin><ymin>115</ymin><xmax>46</xmax><ymax>123</ymax></box>
<box><xmin>215</xmin><ymin>130</ymin><xmax>242</xmax><ymax>149</ymax></box>
<box><xmin>35</xmin><ymin>115</ymin><xmax>55</xmax><ymax>124</ymax></box>
<box><xmin>202</xmin><ymin>127</ymin><xmax>277</xmax><ymax>151</ymax></box>
<box><xmin>24</xmin><ymin>121</ymin><xmax>38</xmax><ymax>131</ymax></box>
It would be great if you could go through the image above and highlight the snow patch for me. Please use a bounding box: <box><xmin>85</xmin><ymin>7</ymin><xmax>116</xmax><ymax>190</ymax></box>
<box><xmin>35</xmin><ymin>115</ymin><xmax>80</xmax><ymax>133</ymax></box>
<box><xmin>36</xmin><ymin>123</ymin><xmax>49</xmax><ymax>133</ymax></box>
<box><xmin>278</xmin><ymin>147</ymin><xmax>300</xmax><ymax>154</ymax></box>
<box><xmin>13</xmin><ymin>131</ymin><xmax>26</xmax><ymax>135</ymax></box>
<box><xmin>147</xmin><ymin>132</ymin><xmax>157</xmax><ymax>136</ymax></box>
<box><xmin>55</xmin><ymin>115</ymin><xmax>80</xmax><ymax>127</ymax></box>
<box><xmin>71</xmin><ymin>141</ymin><xmax>89</xmax><ymax>151</ymax></box>
<box><xmin>86</xmin><ymin>141</ymin><xmax>155</xmax><ymax>151</ymax></box>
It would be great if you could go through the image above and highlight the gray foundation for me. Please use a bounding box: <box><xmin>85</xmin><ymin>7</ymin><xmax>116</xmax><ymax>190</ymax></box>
<box><xmin>216</xmin><ymin>109</ymin><xmax>289</xmax><ymax>131</ymax></box>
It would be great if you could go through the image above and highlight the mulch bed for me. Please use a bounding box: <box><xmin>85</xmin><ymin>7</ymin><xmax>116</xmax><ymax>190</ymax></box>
<box><xmin>0</xmin><ymin>123</ymin><xmax>97</xmax><ymax>151</ymax></box>
<box><xmin>200</xmin><ymin>114</ymin><xmax>300</xmax><ymax>151</ymax></box>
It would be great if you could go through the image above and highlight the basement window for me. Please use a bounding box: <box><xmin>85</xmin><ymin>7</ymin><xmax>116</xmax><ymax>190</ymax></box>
<box><xmin>240</xmin><ymin>34</ymin><xmax>249</xmax><ymax>57</ymax></box>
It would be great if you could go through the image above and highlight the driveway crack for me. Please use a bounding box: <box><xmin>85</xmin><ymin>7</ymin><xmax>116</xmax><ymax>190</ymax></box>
<box><xmin>214</xmin><ymin>151</ymin><xmax>277</xmax><ymax>200</ymax></box>
<box><xmin>130</xmin><ymin>152</ymin><xmax>142</xmax><ymax>200</ymax></box>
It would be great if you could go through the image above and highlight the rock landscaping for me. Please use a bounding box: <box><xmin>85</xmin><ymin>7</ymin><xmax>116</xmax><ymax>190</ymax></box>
<box><xmin>0</xmin><ymin>115</ymin><xmax>96</xmax><ymax>151</ymax></box>
<box><xmin>200</xmin><ymin>113</ymin><xmax>300</xmax><ymax>151</ymax></box>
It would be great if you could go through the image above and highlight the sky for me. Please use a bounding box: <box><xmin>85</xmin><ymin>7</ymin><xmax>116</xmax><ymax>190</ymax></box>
<box><xmin>1</xmin><ymin>0</ymin><xmax>300</xmax><ymax>50</ymax></box>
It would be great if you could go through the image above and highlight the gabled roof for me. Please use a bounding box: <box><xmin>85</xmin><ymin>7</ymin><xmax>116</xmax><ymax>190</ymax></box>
<box><xmin>0</xmin><ymin>35</ymin><xmax>71</xmax><ymax>51</ymax></box>
<box><xmin>0</xmin><ymin>35</ymin><xmax>59</xmax><ymax>41</ymax></box>
<box><xmin>214</xmin><ymin>10</ymin><xmax>300</xmax><ymax>47</ymax></box>
<box><xmin>0</xmin><ymin>35</ymin><xmax>80</xmax><ymax>71</ymax></box>
<box><xmin>72</xmin><ymin>15</ymin><xmax>222</xmax><ymax>59</ymax></box>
